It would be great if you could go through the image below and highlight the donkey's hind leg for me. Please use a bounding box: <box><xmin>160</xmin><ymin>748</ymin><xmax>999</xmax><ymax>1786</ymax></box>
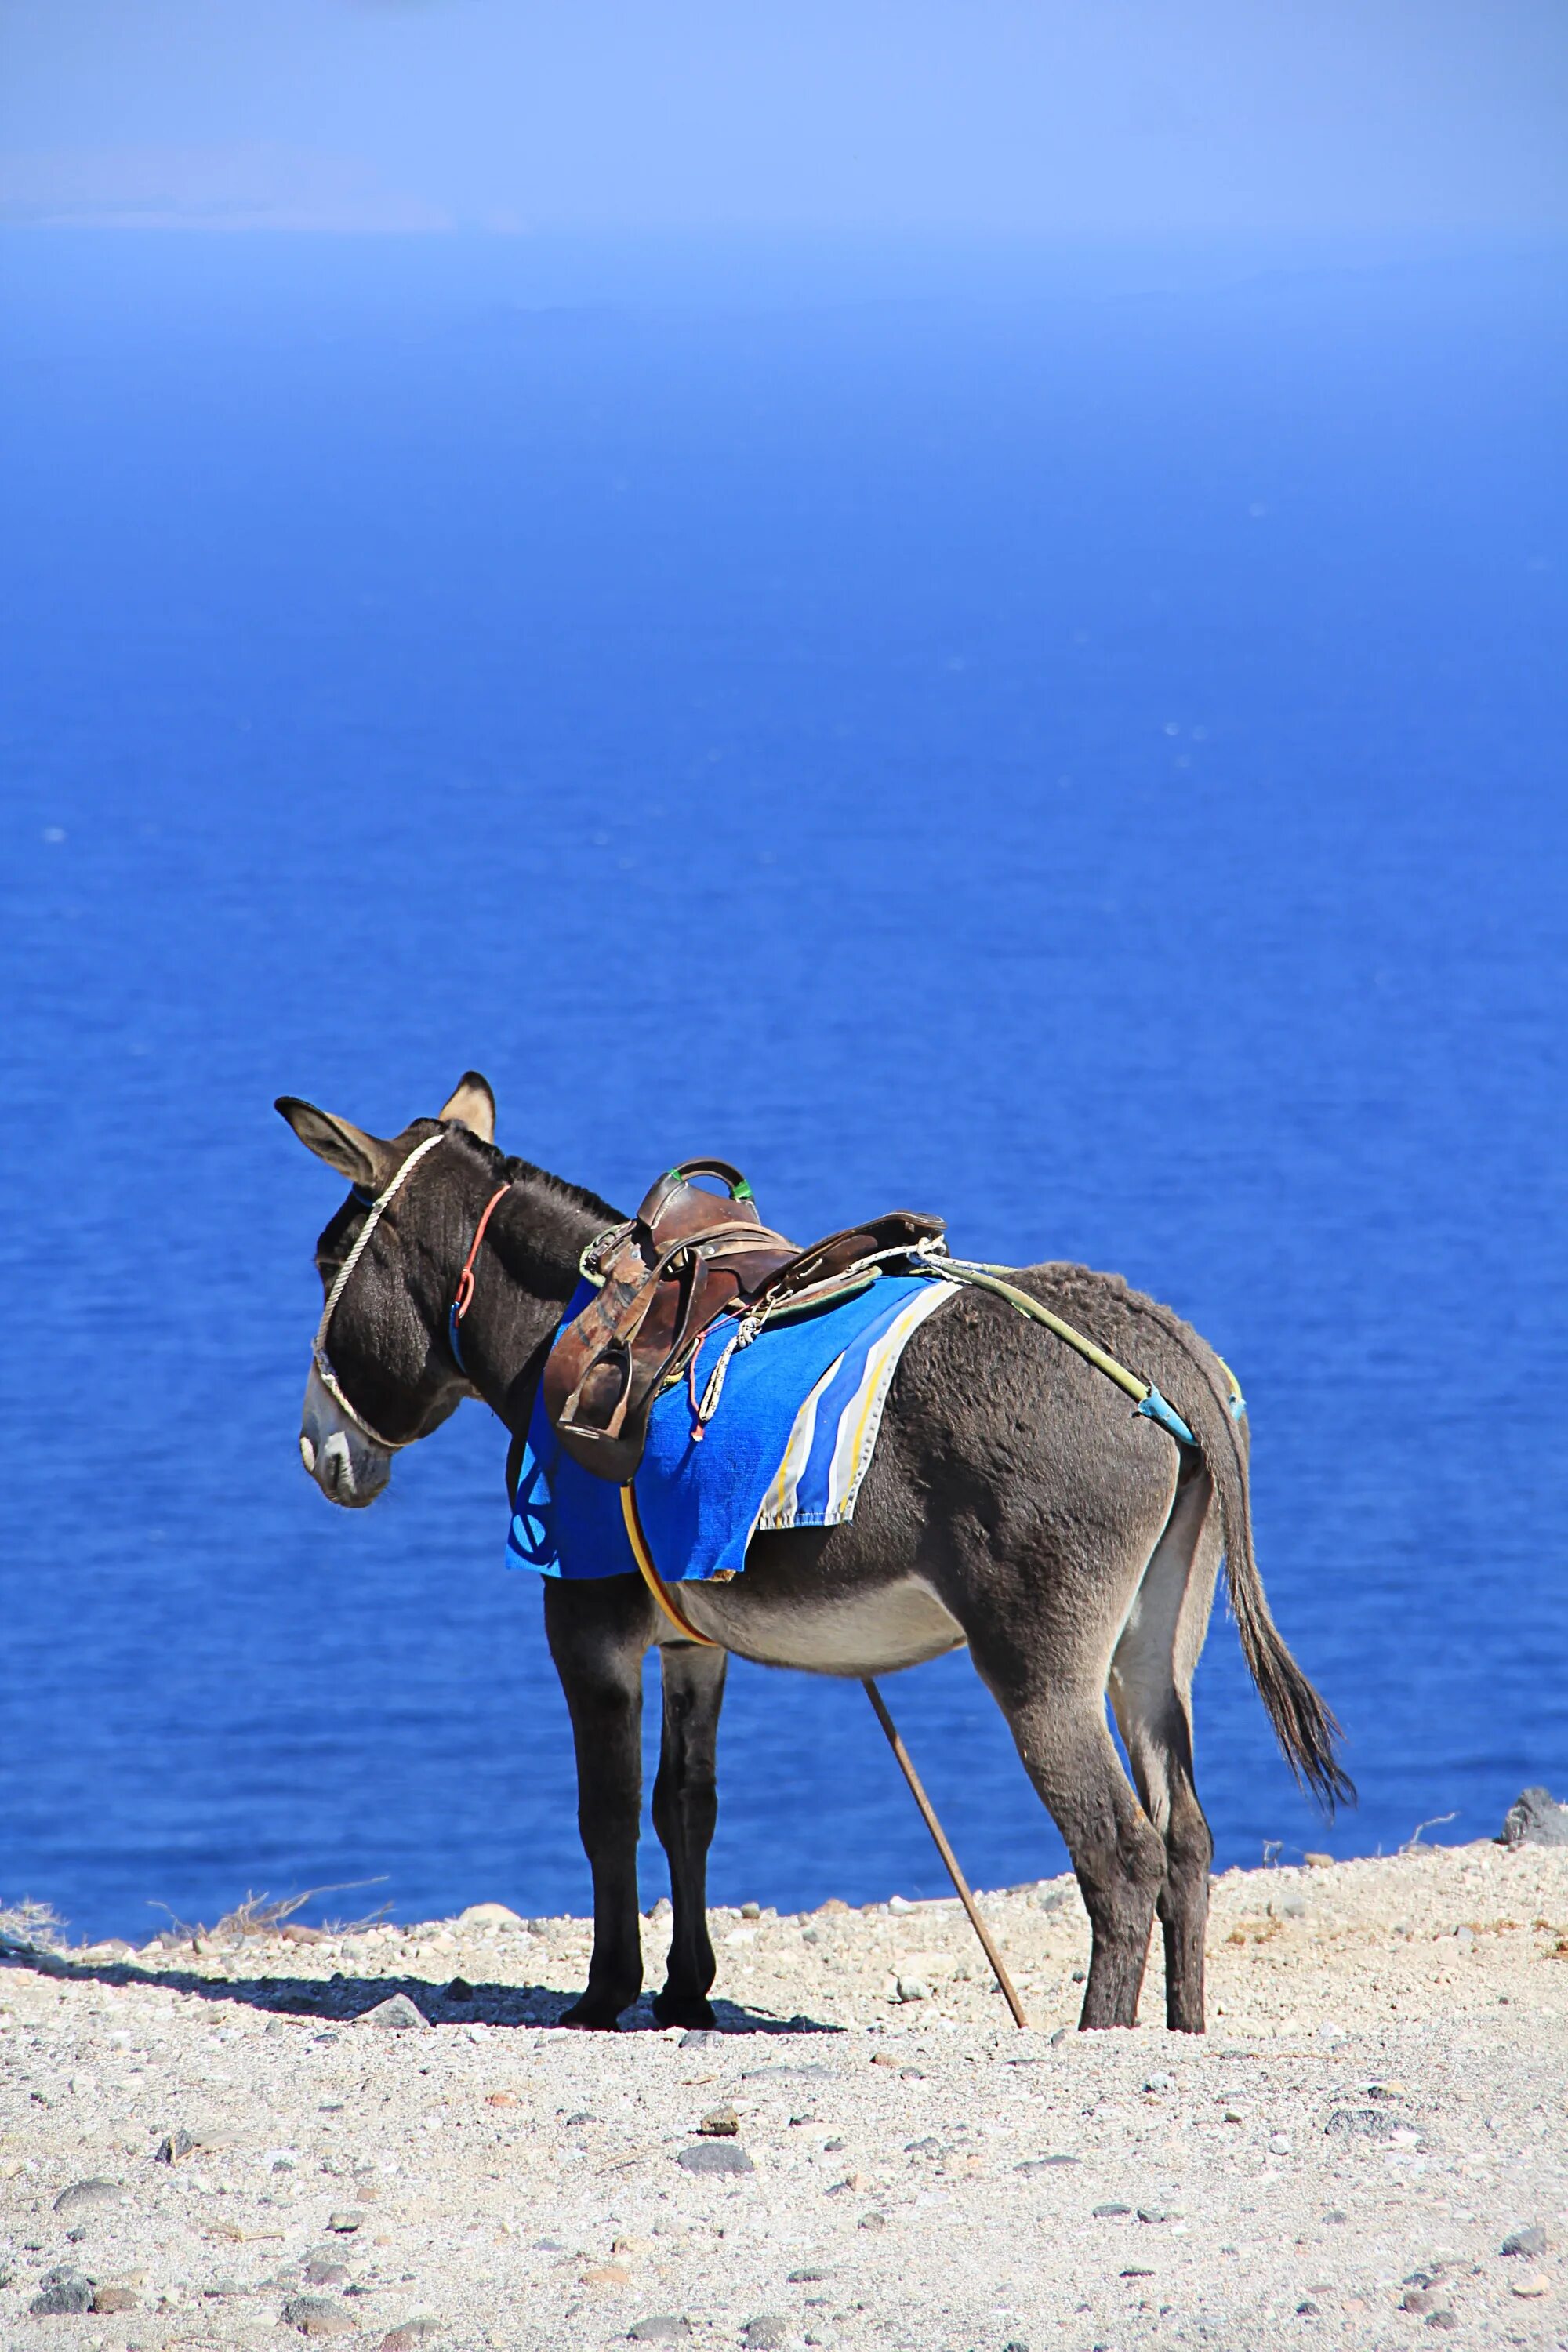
<box><xmin>966</xmin><ymin>1624</ymin><xmax>1167</xmax><ymax>2026</ymax></box>
<box><xmin>1109</xmin><ymin>1458</ymin><xmax>1223</xmax><ymax>2031</ymax></box>
<box><xmin>652</xmin><ymin>1639</ymin><xmax>728</xmax><ymax>2030</ymax></box>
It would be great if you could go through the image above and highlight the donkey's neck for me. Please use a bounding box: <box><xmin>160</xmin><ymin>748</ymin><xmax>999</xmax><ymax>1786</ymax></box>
<box><xmin>447</xmin><ymin>1160</ymin><xmax>619</xmax><ymax>1436</ymax></box>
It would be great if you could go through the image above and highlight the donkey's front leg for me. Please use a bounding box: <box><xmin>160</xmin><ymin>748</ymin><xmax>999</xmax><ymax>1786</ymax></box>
<box><xmin>651</xmin><ymin>1640</ymin><xmax>728</xmax><ymax>2030</ymax></box>
<box><xmin>544</xmin><ymin>1579</ymin><xmax>652</xmax><ymax>2029</ymax></box>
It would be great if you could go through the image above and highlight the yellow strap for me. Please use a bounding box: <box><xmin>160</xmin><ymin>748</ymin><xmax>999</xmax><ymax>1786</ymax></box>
<box><xmin>938</xmin><ymin>1262</ymin><xmax>1151</xmax><ymax>1404</ymax></box>
<box><xmin>619</xmin><ymin>1486</ymin><xmax>722</xmax><ymax>1647</ymax></box>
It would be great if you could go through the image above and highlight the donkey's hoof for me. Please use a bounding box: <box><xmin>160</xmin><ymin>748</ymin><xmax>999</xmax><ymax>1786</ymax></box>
<box><xmin>652</xmin><ymin>1989</ymin><xmax>717</xmax><ymax>2031</ymax></box>
<box><xmin>560</xmin><ymin>1994</ymin><xmax>628</xmax><ymax>2031</ymax></box>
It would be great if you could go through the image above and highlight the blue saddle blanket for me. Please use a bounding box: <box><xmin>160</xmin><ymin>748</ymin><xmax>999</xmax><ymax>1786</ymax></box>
<box><xmin>506</xmin><ymin>1271</ymin><xmax>956</xmax><ymax>1584</ymax></box>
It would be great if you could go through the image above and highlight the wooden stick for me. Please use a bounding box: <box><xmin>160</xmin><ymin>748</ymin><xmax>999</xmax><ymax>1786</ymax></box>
<box><xmin>861</xmin><ymin>1677</ymin><xmax>1029</xmax><ymax>2030</ymax></box>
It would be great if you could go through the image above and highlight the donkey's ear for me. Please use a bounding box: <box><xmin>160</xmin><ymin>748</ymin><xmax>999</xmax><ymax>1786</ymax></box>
<box><xmin>274</xmin><ymin>1097</ymin><xmax>394</xmax><ymax>1190</ymax></box>
<box><xmin>437</xmin><ymin>1070</ymin><xmax>495</xmax><ymax>1143</ymax></box>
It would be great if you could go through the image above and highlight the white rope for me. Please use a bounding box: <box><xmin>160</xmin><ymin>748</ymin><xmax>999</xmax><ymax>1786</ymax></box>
<box><xmin>311</xmin><ymin>1128</ymin><xmax>449</xmax><ymax>1450</ymax></box>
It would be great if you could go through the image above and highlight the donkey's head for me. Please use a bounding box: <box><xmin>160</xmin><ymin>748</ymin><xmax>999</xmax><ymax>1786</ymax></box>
<box><xmin>276</xmin><ymin>1073</ymin><xmax>500</xmax><ymax>1508</ymax></box>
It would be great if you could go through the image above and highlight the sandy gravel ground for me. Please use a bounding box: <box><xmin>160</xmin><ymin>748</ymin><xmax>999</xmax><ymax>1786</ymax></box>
<box><xmin>2</xmin><ymin>1841</ymin><xmax>1566</xmax><ymax>2352</ymax></box>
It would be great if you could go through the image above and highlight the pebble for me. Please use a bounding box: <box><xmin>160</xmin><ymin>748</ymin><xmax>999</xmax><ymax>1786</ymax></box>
<box><xmin>581</xmin><ymin>2262</ymin><xmax>632</xmax><ymax>2288</ymax></box>
<box><xmin>154</xmin><ymin>2129</ymin><xmax>198</xmax><ymax>2164</ymax></box>
<box><xmin>92</xmin><ymin>2285</ymin><xmax>139</xmax><ymax>2314</ymax></box>
<box><xmin>1501</xmin><ymin>2223</ymin><xmax>1547</xmax><ymax>2258</ymax></box>
<box><xmin>29</xmin><ymin>2272</ymin><xmax>93</xmax><ymax>2316</ymax></box>
<box><xmin>1511</xmin><ymin>2274</ymin><xmax>1551</xmax><ymax>2300</ymax></box>
<box><xmin>327</xmin><ymin>2210</ymin><xmax>363</xmax><ymax>2233</ymax></box>
<box><xmin>1136</xmin><ymin>2206</ymin><xmax>1177</xmax><ymax>2224</ymax></box>
<box><xmin>895</xmin><ymin>1976</ymin><xmax>931</xmax><ymax>2002</ymax></box>
<box><xmin>629</xmin><ymin>2318</ymin><xmax>694</xmax><ymax>2343</ymax></box>
<box><xmin>52</xmin><ymin>2177</ymin><xmax>125</xmax><ymax>2217</ymax></box>
<box><xmin>303</xmin><ymin>2256</ymin><xmax>351</xmax><ymax>2286</ymax></box>
<box><xmin>443</xmin><ymin>1976</ymin><xmax>475</xmax><ymax>2002</ymax></box>
<box><xmin>378</xmin><ymin>2326</ymin><xmax>437</xmax><ymax>2352</ymax></box>
<box><xmin>1093</xmin><ymin>2203</ymin><xmax>1132</xmax><ymax>2218</ymax></box>
<box><xmin>699</xmin><ymin>2104</ymin><xmax>740</xmax><ymax>2136</ymax></box>
<box><xmin>457</xmin><ymin>1902</ymin><xmax>527</xmax><ymax>1928</ymax></box>
<box><xmin>282</xmin><ymin>2292</ymin><xmax>360</xmax><ymax>2334</ymax></box>
<box><xmin>359</xmin><ymin>1993</ymin><xmax>430</xmax><ymax>2031</ymax></box>
<box><xmin>1268</xmin><ymin>2133</ymin><xmax>1293</xmax><ymax>2155</ymax></box>
<box><xmin>677</xmin><ymin>2140</ymin><xmax>754</xmax><ymax>2176</ymax></box>
<box><xmin>741</xmin><ymin>2318</ymin><xmax>790</xmax><ymax>2348</ymax></box>
<box><xmin>1323</xmin><ymin>2107</ymin><xmax>1400</xmax><ymax>2140</ymax></box>
<box><xmin>1142</xmin><ymin>2071</ymin><xmax>1175</xmax><ymax>2093</ymax></box>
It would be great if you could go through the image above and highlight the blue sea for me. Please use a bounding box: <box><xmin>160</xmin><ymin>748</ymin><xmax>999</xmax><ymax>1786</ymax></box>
<box><xmin>2</xmin><ymin>232</ymin><xmax>1564</xmax><ymax>1942</ymax></box>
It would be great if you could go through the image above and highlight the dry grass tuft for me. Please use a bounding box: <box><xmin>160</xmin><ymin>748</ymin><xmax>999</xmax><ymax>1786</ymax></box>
<box><xmin>0</xmin><ymin>1899</ymin><xmax>67</xmax><ymax>1956</ymax></box>
<box><xmin>147</xmin><ymin>1880</ymin><xmax>390</xmax><ymax>1950</ymax></box>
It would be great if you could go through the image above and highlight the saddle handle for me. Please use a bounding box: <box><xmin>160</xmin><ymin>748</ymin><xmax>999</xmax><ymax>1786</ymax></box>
<box><xmin>636</xmin><ymin>1158</ymin><xmax>754</xmax><ymax>1228</ymax></box>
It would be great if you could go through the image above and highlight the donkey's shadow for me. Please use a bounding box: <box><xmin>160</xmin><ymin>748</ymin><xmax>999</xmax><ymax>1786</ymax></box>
<box><xmin>2</xmin><ymin>1951</ymin><xmax>840</xmax><ymax>2036</ymax></box>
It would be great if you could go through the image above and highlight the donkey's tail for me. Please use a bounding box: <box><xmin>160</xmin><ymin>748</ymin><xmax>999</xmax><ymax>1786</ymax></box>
<box><xmin>1141</xmin><ymin>1323</ymin><xmax>1354</xmax><ymax>1814</ymax></box>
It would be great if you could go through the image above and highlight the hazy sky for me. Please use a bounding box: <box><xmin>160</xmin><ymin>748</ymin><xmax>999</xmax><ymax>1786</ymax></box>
<box><xmin>2</xmin><ymin>0</ymin><xmax>1565</xmax><ymax>237</ymax></box>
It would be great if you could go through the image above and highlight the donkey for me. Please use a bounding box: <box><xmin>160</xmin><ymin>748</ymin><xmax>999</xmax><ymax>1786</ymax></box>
<box><xmin>277</xmin><ymin>1073</ymin><xmax>1349</xmax><ymax>2036</ymax></box>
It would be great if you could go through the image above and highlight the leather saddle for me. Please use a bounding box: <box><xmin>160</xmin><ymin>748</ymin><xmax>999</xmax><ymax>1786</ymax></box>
<box><xmin>543</xmin><ymin>1159</ymin><xmax>945</xmax><ymax>1483</ymax></box>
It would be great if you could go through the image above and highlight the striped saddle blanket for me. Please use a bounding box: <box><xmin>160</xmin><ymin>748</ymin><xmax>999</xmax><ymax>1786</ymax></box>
<box><xmin>506</xmin><ymin>1271</ymin><xmax>956</xmax><ymax>1585</ymax></box>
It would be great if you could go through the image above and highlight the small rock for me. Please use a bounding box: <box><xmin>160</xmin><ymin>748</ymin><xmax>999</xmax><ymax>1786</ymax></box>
<box><xmin>155</xmin><ymin>2129</ymin><xmax>198</xmax><ymax>2165</ymax></box>
<box><xmin>741</xmin><ymin>1902</ymin><xmax>761</xmax><ymax>1919</ymax></box>
<box><xmin>815</xmin><ymin>1897</ymin><xmax>851</xmax><ymax>1915</ymax></box>
<box><xmin>1403</xmin><ymin>2288</ymin><xmax>1436</xmax><ymax>2314</ymax></box>
<box><xmin>327</xmin><ymin>2212</ymin><xmax>362</xmax><ymax>2234</ymax></box>
<box><xmin>699</xmin><ymin>2106</ymin><xmax>739</xmax><ymax>2137</ymax></box>
<box><xmin>1093</xmin><ymin>2202</ymin><xmax>1132</xmax><ymax>2219</ymax></box>
<box><xmin>858</xmin><ymin>2210</ymin><xmax>887</xmax><ymax>2230</ymax></box>
<box><xmin>1501</xmin><ymin>2225</ymin><xmax>1547</xmax><ymax>2259</ymax></box>
<box><xmin>581</xmin><ymin>2264</ymin><xmax>632</xmax><ymax>2289</ymax></box>
<box><xmin>1499</xmin><ymin>1787</ymin><xmax>1568</xmax><ymax>1848</ymax></box>
<box><xmin>677</xmin><ymin>2141</ymin><xmax>754</xmax><ymax>2176</ymax></box>
<box><xmin>1137</xmin><ymin>2207</ymin><xmax>1177</xmax><ymax>2224</ymax></box>
<box><xmin>485</xmin><ymin>2091</ymin><xmax>518</xmax><ymax>2107</ymax></box>
<box><xmin>741</xmin><ymin>2318</ymin><xmax>789</xmax><ymax>2348</ymax></box>
<box><xmin>679</xmin><ymin>2030</ymin><xmax>722</xmax><ymax>2049</ymax></box>
<box><xmin>1015</xmin><ymin>2155</ymin><xmax>1078</xmax><ymax>2173</ymax></box>
<box><xmin>869</xmin><ymin>2050</ymin><xmax>899</xmax><ymax>2067</ymax></box>
<box><xmin>358</xmin><ymin>1994</ymin><xmax>430</xmax><ymax>2031</ymax></box>
<box><xmin>29</xmin><ymin>2275</ymin><xmax>93</xmax><ymax>2317</ymax></box>
<box><xmin>282</xmin><ymin>2293</ymin><xmax>360</xmax><ymax>2334</ymax></box>
<box><xmin>1304</xmin><ymin>1852</ymin><xmax>1334</xmax><ymax>1867</ymax></box>
<box><xmin>378</xmin><ymin>2327</ymin><xmax>437</xmax><ymax>2352</ymax></box>
<box><xmin>629</xmin><ymin>2319</ymin><xmax>693</xmax><ymax>2343</ymax></box>
<box><xmin>894</xmin><ymin>1975</ymin><xmax>930</xmax><ymax>2002</ymax></box>
<box><xmin>304</xmin><ymin>2258</ymin><xmax>350</xmax><ymax>2287</ymax></box>
<box><xmin>52</xmin><ymin>2178</ymin><xmax>125</xmax><ymax>2218</ymax></box>
<box><xmin>443</xmin><ymin>1978</ymin><xmax>475</xmax><ymax>2003</ymax></box>
<box><xmin>1268</xmin><ymin>2134</ymin><xmax>1294</xmax><ymax>2156</ymax></box>
<box><xmin>1142</xmin><ymin>2071</ymin><xmax>1174</xmax><ymax>2094</ymax></box>
<box><xmin>1324</xmin><ymin>2108</ymin><xmax>1401</xmax><ymax>2141</ymax></box>
<box><xmin>1070</xmin><ymin>1968</ymin><xmax>1086</xmax><ymax>1983</ymax></box>
<box><xmin>1425</xmin><ymin>2313</ymin><xmax>1457</xmax><ymax>2332</ymax></box>
<box><xmin>91</xmin><ymin>2285</ymin><xmax>139</xmax><ymax>2314</ymax></box>
<box><xmin>1511</xmin><ymin>2276</ymin><xmax>1550</xmax><ymax>2300</ymax></box>
<box><xmin>1296</xmin><ymin>2301</ymin><xmax>1319</xmax><ymax>2316</ymax></box>
<box><xmin>457</xmin><ymin>1902</ymin><xmax>527</xmax><ymax>1929</ymax></box>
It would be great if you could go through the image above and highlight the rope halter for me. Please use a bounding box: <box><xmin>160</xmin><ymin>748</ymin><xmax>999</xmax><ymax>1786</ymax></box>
<box><xmin>310</xmin><ymin>1129</ymin><xmax>451</xmax><ymax>1452</ymax></box>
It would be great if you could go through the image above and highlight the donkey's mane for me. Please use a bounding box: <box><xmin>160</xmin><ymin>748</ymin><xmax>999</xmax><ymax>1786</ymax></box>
<box><xmin>433</xmin><ymin>1122</ymin><xmax>620</xmax><ymax>1228</ymax></box>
